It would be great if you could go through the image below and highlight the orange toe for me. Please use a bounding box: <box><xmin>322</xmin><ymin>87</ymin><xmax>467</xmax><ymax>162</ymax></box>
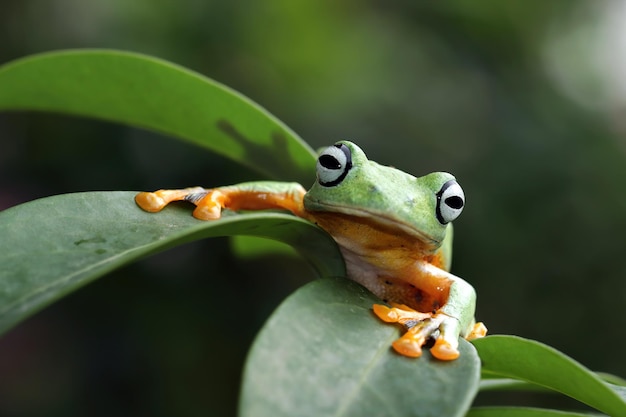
<box><xmin>373</xmin><ymin>304</ymin><xmax>399</xmax><ymax>322</ymax></box>
<box><xmin>135</xmin><ymin>192</ymin><xmax>165</xmax><ymax>212</ymax></box>
<box><xmin>466</xmin><ymin>322</ymin><xmax>488</xmax><ymax>340</ymax></box>
<box><xmin>431</xmin><ymin>339</ymin><xmax>460</xmax><ymax>361</ymax></box>
<box><xmin>392</xmin><ymin>337</ymin><xmax>423</xmax><ymax>358</ymax></box>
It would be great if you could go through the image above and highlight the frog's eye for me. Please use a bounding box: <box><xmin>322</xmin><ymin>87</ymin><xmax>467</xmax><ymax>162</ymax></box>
<box><xmin>316</xmin><ymin>143</ymin><xmax>353</xmax><ymax>187</ymax></box>
<box><xmin>436</xmin><ymin>180</ymin><xmax>465</xmax><ymax>224</ymax></box>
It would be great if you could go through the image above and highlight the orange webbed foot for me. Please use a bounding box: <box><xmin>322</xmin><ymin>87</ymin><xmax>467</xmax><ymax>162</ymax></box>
<box><xmin>135</xmin><ymin>187</ymin><xmax>227</xmax><ymax>220</ymax></box>
<box><xmin>373</xmin><ymin>303</ymin><xmax>474</xmax><ymax>361</ymax></box>
<box><xmin>135</xmin><ymin>187</ymin><xmax>208</xmax><ymax>214</ymax></box>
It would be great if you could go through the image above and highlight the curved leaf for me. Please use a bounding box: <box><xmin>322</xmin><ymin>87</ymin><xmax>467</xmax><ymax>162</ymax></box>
<box><xmin>0</xmin><ymin>191</ymin><xmax>344</xmax><ymax>335</ymax></box>
<box><xmin>611</xmin><ymin>384</ymin><xmax>626</xmax><ymax>402</ymax></box>
<box><xmin>479</xmin><ymin>375</ymin><xmax>626</xmax><ymax>394</ymax></box>
<box><xmin>0</xmin><ymin>49</ymin><xmax>316</xmax><ymax>183</ymax></box>
<box><xmin>467</xmin><ymin>407</ymin><xmax>604</xmax><ymax>417</ymax></box>
<box><xmin>240</xmin><ymin>277</ymin><xmax>481</xmax><ymax>417</ymax></box>
<box><xmin>230</xmin><ymin>235</ymin><xmax>298</xmax><ymax>259</ymax></box>
<box><xmin>479</xmin><ymin>378</ymin><xmax>548</xmax><ymax>392</ymax></box>
<box><xmin>598</xmin><ymin>373</ymin><xmax>626</xmax><ymax>387</ymax></box>
<box><xmin>472</xmin><ymin>335</ymin><xmax>626</xmax><ymax>416</ymax></box>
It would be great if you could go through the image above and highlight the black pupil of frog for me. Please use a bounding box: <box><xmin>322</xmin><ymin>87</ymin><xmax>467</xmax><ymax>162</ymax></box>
<box><xmin>319</xmin><ymin>154</ymin><xmax>341</xmax><ymax>170</ymax></box>
<box><xmin>445</xmin><ymin>196</ymin><xmax>464</xmax><ymax>209</ymax></box>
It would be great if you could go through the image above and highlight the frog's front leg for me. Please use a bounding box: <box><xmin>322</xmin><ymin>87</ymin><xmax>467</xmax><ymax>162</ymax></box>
<box><xmin>135</xmin><ymin>181</ymin><xmax>307</xmax><ymax>220</ymax></box>
<box><xmin>373</xmin><ymin>262</ymin><xmax>487</xmax><ymax>360</ymax></box>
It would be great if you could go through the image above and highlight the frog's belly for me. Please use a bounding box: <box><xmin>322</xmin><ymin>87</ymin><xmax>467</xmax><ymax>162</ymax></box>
<box><xmin>339</xmin><ymin>246</ymin><xmax>449</xmax><ymax>313</ymax></box>
<box><xmin>305</xmin><ymin>210</ymin><xmax>449</xmax><ymax>311</ymax></box>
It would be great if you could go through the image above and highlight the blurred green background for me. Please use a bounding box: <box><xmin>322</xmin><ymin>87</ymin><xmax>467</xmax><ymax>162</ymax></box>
<box><xmin>1</xmin><ymin>1</ymin><xmax>626</xmax><ymax>416</ymax></box>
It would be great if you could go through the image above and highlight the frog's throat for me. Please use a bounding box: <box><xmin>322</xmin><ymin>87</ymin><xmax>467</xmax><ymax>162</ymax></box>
<box><xmin>304</xmin><ymin>202</ymin><xmax>441</xmax><ymax>247</ymax></box>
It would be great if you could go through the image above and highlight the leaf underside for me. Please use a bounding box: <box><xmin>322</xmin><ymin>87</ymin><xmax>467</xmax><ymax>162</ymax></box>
<box><xmin>0</xmin><ymin>49</ymin><xmax>316</xmax><ymax>183</ymax></box>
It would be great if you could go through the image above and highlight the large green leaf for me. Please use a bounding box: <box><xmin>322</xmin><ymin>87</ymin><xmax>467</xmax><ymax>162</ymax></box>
<box><xmin>240</xmin><ymin>277</ymin><xmax>481</xmax><ymax>417</ymax></box>
<box><xmin>472</xmin><ymin>335</ymin><xmax>626</xmax><ymax>416</ymax></box>
<box><xmin>0</xmin><ymin>191</ymin><xmax>344</xmax><ymax>335</ymax></box>
<box><xmin>0</xmin><ymin>49</ymin><xmax>316</xmax><ymax>183</ymax></box>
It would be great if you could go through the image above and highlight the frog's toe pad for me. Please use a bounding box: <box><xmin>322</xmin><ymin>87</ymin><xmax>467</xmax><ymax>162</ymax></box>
<box><xmin>431</xmin><ymin>339</ymin><xmax>460</xmax><ymax>361</ymax></box>
<box><xmin>466</xmin><ymin>322</ymin><xmax>488</xmax><ymax>340</ymax></box>
<box><xmin>372</xmin><ymin>304</ymin><xmax>400</xmax><ymax>322</ymax></box>
<box><xmin>392</xmin><ymin>334</ymin><xmax>423</xmax><ymax>358</ymax></box>
<box><xmin>135</xmin><ymin>192</ymin><xmax>166</xmax><ymax>212</ymax></box>
<box><xmin>192</xmin><ymin>204</ymin><xmax>222</xmax><ymax>220</ymax></box>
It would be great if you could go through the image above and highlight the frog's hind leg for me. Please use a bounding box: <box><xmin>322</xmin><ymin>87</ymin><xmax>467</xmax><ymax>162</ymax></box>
<box><xmin>135</xmin><ymin>187</ymin><xmax>226</xmax><ymax>220</ymax></box>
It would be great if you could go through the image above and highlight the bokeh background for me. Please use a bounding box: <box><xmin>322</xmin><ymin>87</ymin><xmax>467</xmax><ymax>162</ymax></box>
<box><xmin>2</xmin><ymin>1</ymin><xmax>626</xmax><ymax>415</ymax></box>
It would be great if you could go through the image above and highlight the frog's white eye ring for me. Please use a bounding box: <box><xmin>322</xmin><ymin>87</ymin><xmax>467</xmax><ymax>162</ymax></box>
<box><xmin>316</xmin><ymin>143</ymin><xmax>353</xmax><ymax>187</ymax></box>
<box><xmin>436</xmin><ymin>180</ymin><xmax>465</xmax><ymax>224</ymax></box>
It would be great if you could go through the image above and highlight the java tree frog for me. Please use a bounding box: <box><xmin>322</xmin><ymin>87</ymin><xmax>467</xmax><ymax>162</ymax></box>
<box><xmin>135</xmin><ymin>141</ymin><xmax>486</xmax><ymax>360</ymax></box>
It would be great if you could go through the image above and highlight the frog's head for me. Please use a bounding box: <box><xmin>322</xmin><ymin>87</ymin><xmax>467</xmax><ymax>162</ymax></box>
<box><xmin>303</xmin><ymin>141</ymin><xmax>465</xmax><ymax>248</ymax></box>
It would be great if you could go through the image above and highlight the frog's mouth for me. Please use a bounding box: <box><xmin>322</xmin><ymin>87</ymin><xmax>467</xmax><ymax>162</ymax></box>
<box><xmin>308</xmin><ymin>203</ymin><xmax>441</xmax><ymax>248</ymax></box>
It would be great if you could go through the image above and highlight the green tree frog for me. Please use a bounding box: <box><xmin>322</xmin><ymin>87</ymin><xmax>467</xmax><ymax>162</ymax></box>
<box><xmin>135</xmin><ymin>141</ymin><xmax>486</xmax><ymax>360</ymax></box>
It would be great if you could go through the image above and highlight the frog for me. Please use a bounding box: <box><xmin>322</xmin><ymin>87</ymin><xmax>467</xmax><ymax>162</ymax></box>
<box><xmin>135</xmin><ymin>140</ymin><xmax>486</xmax><ymax>360</ymax></box>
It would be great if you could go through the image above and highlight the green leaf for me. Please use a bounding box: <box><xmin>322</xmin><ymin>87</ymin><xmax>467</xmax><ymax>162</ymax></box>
<box><xmin>240</xmin><ymin>277</ymin><xmax>481</xmax><ymax>417</ymax></box>
<box><xmin>479</xmin><ymin>374</ymin><xmax>626</xmax><ymax>393</ymax></box>
<box><xmin>478</xmin><ymin>378</ymin><xmax>548</xmax><ymax>392</ymax></box>
<box><xmin>0</xmin><ymin>191</ymin><xmax>344</xmax><ymax>335</ymax></box>
<box><xmin>472</xmin><ymin>335</ymin><xmax>626</xmax><ymax>416</ymax></box>
<box><xmin>598</xmin><ymin>373</ymin><xmax>626</xmax><ymax>387</ymax></box>
<box><xmin>467</xmin><ymin>407</ymin><xmax>604</xmax><ymax>417</ymax></box>
<box><xmin>0</xmin><ymin>49</ymin><xmax>316</xmax><ymax>183</ymax></box>
<box><xmin>610</xmin><ymin>384</ymin><xmax>626</xmax><ymax>403</ymax></box>
<box><xmin>230</xmin><ymin>235</ymin><xmax>299</xmax><ymax>259</ymax></box>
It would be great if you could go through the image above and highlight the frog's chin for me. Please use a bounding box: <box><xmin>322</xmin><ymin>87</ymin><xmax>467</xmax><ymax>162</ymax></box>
<box><xmin>308</xmin><ymin>203</ymin><xmax>441</xmax><ymax>248</ymax></box>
